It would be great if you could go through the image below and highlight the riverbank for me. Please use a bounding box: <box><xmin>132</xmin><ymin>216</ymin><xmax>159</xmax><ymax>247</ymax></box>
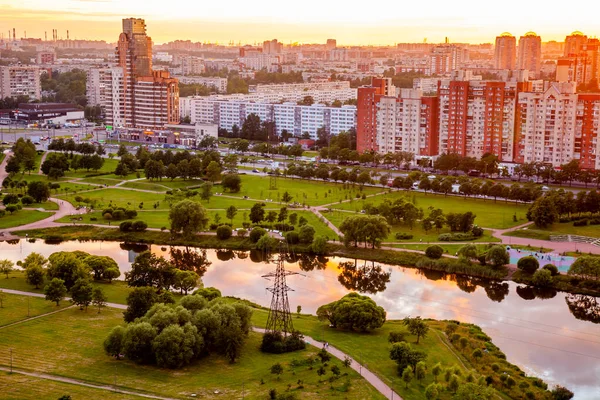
<box><xmin>10</xmin><ymin>225</ymin><xmax>600</xmax><ymax>297</ymax></box>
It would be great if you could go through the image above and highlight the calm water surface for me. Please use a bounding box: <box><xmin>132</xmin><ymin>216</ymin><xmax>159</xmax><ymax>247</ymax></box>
<box><xmin>1</xmin><ymin>239</ymin><xmax>599</xmax><ymax>399</ymax></box>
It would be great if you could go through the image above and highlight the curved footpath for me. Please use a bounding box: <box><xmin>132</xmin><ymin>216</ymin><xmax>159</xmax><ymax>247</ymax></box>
<box><xmin>0</xmin><ymin>288</ymin><xmax>401</xmax><ymax>400</ymax></box>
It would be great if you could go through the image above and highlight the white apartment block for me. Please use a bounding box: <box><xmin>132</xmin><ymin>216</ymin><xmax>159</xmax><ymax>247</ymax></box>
<box><xmin>188</xmin><ymin>99</ymin><xmax>356</xmax><ymax>139</ymax></box>
<box><xmin>88</xmin><ymin>66</ymin><xmax>126</xmax><ymax>127</ymax></box>
<box><xmin>249</xmin><ymin>81</ymin><xmax>351</xmax><ymax>93</ymax></box>
<box><xmin>0</xmin><ymin>66</ymin><xmax>41</xmax><ymax>99</ymax></box>
<box><xmin>175</xmin><ymin>76</ymin><xmax>227</xmax><ymax>93</ymax></box>
<box><xmin>516</xmin><ymin>84</ymin><xmax>578</xmax><ymax>166</ymax></box>
<box><xmin>239</xmin><ymin>54</ymin><xmax>281</xmax><ymax>71</ymax></box>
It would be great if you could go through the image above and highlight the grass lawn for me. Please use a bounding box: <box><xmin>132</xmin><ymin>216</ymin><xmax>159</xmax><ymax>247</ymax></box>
<box><xmin>330</xmin><ymin>191</ymin><xmax>529</xmax><ymax>229</ymax></box>
<box><xmin>0</xmin><ymin>210</ymin><xmax>52</xmax><ymax>229</ymax></box>
<box><xmin>0</xmin><ymin>371</ymin><xmax>142</xmax><ymax>400</ymax></box>
<box><xmin>79</xmin><ymin>177</ymin><xmax>123</xmax><ymax>186</ymax></box>
<box><xmin>322</xmin><ymin>210</ymin><xmax>500</xmax><ymax>243</ymax></box>
<box><xmin>57</xmin><ymin>188</ymin><xmax>166</xmax><ymax>210</ymax></box>
<box><xmin>32</xmin><ymin>201</ymin><xmax>59</xmax><ymax>211</ymax></box>
<box><xmin>0</xmin><ymin>293</ymin><xmax>70</xmax><ymax>327</ymax></box>
<box><xmin>0</xmin><ymin>307</ymin><xmax>385</xmax><ymax>400</ymax></box>
<box><xmin>62</xmin><ymin>158</ymin><xmax>120</xmax><ymax>178</ymax></box>
<box><xmin>156</xmin><ymin>178</ymin><xmax>206</xmax><ymax>189</ymax></box>
<box><xmin>58</xmin><ymin>209</ymin><xmax>337</xmax><ymax>238</ymax></box>
<box><xmin>252</xmin><ymin>309</ymin><xmax>469</xmax><ymax>400</ymax></box>
<box><xmin>0</xmin><ymin>271</ymin><xmax>133</xmax><ymax>305</ymax></box>
<box><xmin>226</xmin><ymin>175</ymin><xmax>385</xmax><ymax>206</ymax></box>
<box><xmin>505</xmin><ymin>220</ymin><xmax>600</xmax><ymax>241</ymax></box>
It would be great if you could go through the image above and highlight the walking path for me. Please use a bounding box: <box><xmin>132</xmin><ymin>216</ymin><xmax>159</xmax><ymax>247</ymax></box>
<box><xmin>0</xmin><ymin>366</ymin><xmax>179</xmax><ymax>400</ymax></box>
<box><xmin>252</xmin><ymin>327</ymin><xmax>401</xmax><ymax>400</ymax></box>
<box><xmin>2</xmin><ymin>289</ymin><xmax>398</xmax><ymax>400</ymax></box>
<box><xmin>0</xmin><ymin>305</ymin><xmax>75</xmax><ymax>330</ymax></box>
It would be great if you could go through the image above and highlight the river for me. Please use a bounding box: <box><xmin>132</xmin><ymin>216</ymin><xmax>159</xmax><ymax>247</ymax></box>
<box><xmin>1</xmin><ymin>239</ymin><xmax>599</xmax><ymax>399</ymax></box>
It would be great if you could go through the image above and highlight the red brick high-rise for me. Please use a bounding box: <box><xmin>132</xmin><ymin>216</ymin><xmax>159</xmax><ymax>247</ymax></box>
<box><xmin>356</xmin><ymin>78</ymin><xmax>392</xmax><ymax>152</ymax></box>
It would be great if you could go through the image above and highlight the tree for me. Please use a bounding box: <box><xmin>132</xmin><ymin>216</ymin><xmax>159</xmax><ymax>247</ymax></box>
<box><xmin>92</xmin><ymin>287</ymin><xmax>107</xmax><ymax>314</ymax></box>
<box><xmin>529</xmin><ymin>196</ymin><xmax>558</xmax><ymax>228</ymax></box>
<box><xmin>70</xmin><ymin>278</ymin><xmax>93</xmax><ymax>310</ymax></box>
<box><xmin>152</xmin><ymin>324</ymin><xmax>198</xmax><ymax>368</ymax></box>
<box><xmin>225</xmin><ymin>205</ymin><xmax>238</xmax><ymax>225</ymax></box>
<box><xmin>532</xmin><ymin>269</ymin><xmax>553</xmax><ymax>287</ymax></box>
<box><xmin>221</xmin><ymin>174</ymin><xmax>241</xmax><ymax>192</ymax></box>
<box><xmin>403</xmin><ymin>316</ymin><xmax>429</xmax><ymax>344</ymax></box>
<box><xmin>316</xmin><ymin>292</ymin><xmax>386</xmax><ymax>331</ymax></box>
<box><xmin>339</xmin><ymin>215</ymin><xmax>391</xmax><ymax>248</ymax></box>
<box><xmin>169</xmin><ymin>200</ymin><xmax>209</xmax><ymax>237</ymax></box>
<box><xmin>425</xmin><ymin>245</ymin><xmax>443</xmax><ymax>259</ymax></box>
<box><xmin>551</xmin><ymin>386</ymin><xmax>574</xmax><ymax>400</ymax></box>
<box><xmin>425</xmin><ymin>383</ymin><xmax>440</xmax><ymax>400</ymax></box>
<box><xmin>390</xmin><ymin>341</ymin><xmax>427</xmax><ymax>374</ymax></box>
<box><xmin>402</xmin><ymin>366</ymin><xmax>414</xmax><ymax>388</ymax></box>
<box><xmin>298</xmin><ymin>224</ymin><xmax>316</xmax><ymax>244</ymax></box>
<box><xmin>0</xmin><ymin>290</ymin><xmax>5</xmax><ymax>308</ymax></box>
<box><xmin>454</xmin><ymin>383</ymin><xmax>494</xmax><ymax>400</ymax></box>
<box><xmin>311</xmin><ymin>236</ymin><xmax>327</xmax><ymax>255</ymax></box>
<box><xmin>216</xmin><ymin>225</ymin><xmax>233</xmax><ymax>240</ymax></box>
<box><xmin>281</xmin><ymin>191</ymin><xmax>293</xmax><ymax>204</ymax></box>
<box><xmin>25</xmin><ymin>264</ymin><xmax>45</xmax><ymax>288</ymax></box>
<box><xmin>415</xmin><ymin>361</ymin><xmax>427</xmax><ymax>382</ymax></box>
<box><xmin>0</xmin><ymin>260</ymin><xmax>14</xmax><ymax>279</ymax></box>
<box><xmin>86</xmin><ymin>255</ymin><xmax>120</xmax><ymax>281</ymax></box>
<box><xmin>103</xmin><ymin>325</ymin><xmax>125</xmax><ymax>359</ymax></box>
<box><xmin>270</xmin><ymin>362</ymin><xmax>284</xmax><ymax>379</ymax></box>
<box><xmin>206</xmin><ymin>161</ymin><xmax>222</xmax><ymax>183</ymax></box>
<box><xmin>485</xmin><ymin>246</ymin><xmax>509</xmax><ymax>269</ymax></box>
<box><xmin>46</xmin><ymin>252</ymin><xmax>90</xmax><ymax>290</ymax></box>
<box><xmin>200</xmin><ymin>182</ymin><xmax>213</xmax><ymax>203</ymax></box>
<box><xmin>126</xmin><ymin>251</ymin><xmax>176</xmax><ymax>290</ymax></box>
<box><xmin>568</xmin><ymin>256</ymin><xmax>600</xmax><ymax>280</ymax></box>
<box><xmin>250</xmin><ymin>202</ymin><xmax>266</xmax><ymax>224</ymax></box>
<box><xmin>122</xmin><ymin>322</ymin><xmax>158</xmax><ymax>364</ymax></box>
<box><xmin>27</xmin><ymin>181</ymin><xmax>51</xmax><ymax>203</ymax></box>
<box><xmin>431</xmin><ymin>362</ymin><xmax>442</xmax><ymax>382</ymax></box>
<box><xmin>517</xmin><ymin>256</ymin><xmax>539</xmax><ymax>274</ymax></box>
<box><xmin>123</xmin><ymin>287</ymin><xmax>158</xmax><ymax>323</ymax></box>
<box><xmin>44</xmin><ymin>278</ymin><xmax>67</xmax><ymax>306</ymax></box>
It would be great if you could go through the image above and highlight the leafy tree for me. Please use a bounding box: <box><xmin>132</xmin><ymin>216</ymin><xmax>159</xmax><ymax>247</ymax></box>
<box><xmin>517</xmin><ymin>256</ymin><xmax>539</xmax><ymax>274</ymax></box>
<box><xmin>250</xmin><ymin>202</ymin><xmax>266</xmax><ymax>224</ymax></box>
<box><xmin>528</xmin><ymin>196</ymin><xmax>558</xmax><ymax>228</ymax></box>
<box><xmin>103</xmin><ymin>325</ymin><xmax>125</xmax><ymax>359</ymax></box>
<box><xmin>216</xmin><ymin>225</ymin><xmax>233</xmax><ymax>240</ymax></box>
<box><xmin>424</xmin><ymin>383</ymin><xmax>440</xmax><ymax>400</ymax></box>
<box><xmin>92</xmin><ymin>287</ymin><xmax>107</xmax><ymax>314</ymax></box>
<box><xmin>425</xmin><ymin>245</ymin><xmax>444</xmax><ymax>259</ymax></box>
<box><xmin>454</xmin><ymin>382</ymin><xmax>494</xmax><ymax>399</ymax></box>
<box><xmin>415</xmin><ymin>361</ymin><xmax>427</xmax><ymax>381</ymax></box>
<box><xmin>532</xmin><ymin>269</ymin><xmax>553</xmax><ymax>287</ymax></box>
<box><xmin>206</xmin><ymin>161</ymin><xmax>222</xmax><ymax>183</ymax></box>
<box><xmin>0</xmin><ymin>260</ymin><xmax>14</xmax><ymax>278</ymax></box>
<box><xmin>431</xmin><ymin>362</ymin><xmax>442</xmax><ymax>382</ymax></box>
<box><xmin>26</xmin><ymin>264</ymin><xmax>45</xmax><ymax>288</ymax></box>
<box><xmin>311</xmin><ymin>236</ymin><xmax>327</xmax><ymax>255</ymax></box>
<box><xmin>403</xmin><ymin>316</ymin><xmax>429</xmax><ymax>344</ymax></box>
<box><xmin>551</xmin><ymin>386</ymin><xmax>574</xmax><ymax>400</ymax></box>
<box><xmin>153</xmin><ymin>323</ymin><xmax>199</xmax><ymax>368</ymax></box>
<box><xmin>27</xmin><ymin>181</ymin><xmax>51</xmax><ymax>203</ymax></box>
<box><xmin>122</xmin><ymin>322</ymin><xmax>158</xmax><ymax>364</ymax></box>
<box><xmin>125</xmin><ymin>251</ymin><xmax>176</xmax><ymax>290</ymax></box>
<box><xmin>123</xmin><ymin>287</ymin><xmax>158</xmax><ymax>323</ymax></box>
<box><xmin>339</xmin><ymin>215</ymin><xmax>391</xmax><ymax>248</ymax></box>
<box><xmin>485</xmin><ymin>246</ymin><xmax>509</xmax><ymax>269</ymax></box>
<box><xmin>173</xmin><ymin>270</ymin><xmax>200</xmax><ymax>294</ymax></box>
<box><xmin>200</xmin><ymin>182</ymin><xmax>213</xmax><ymax>203</ymax></box>
<box><xmin>316</xmin><ymin>292</ymin><xmax>386</xmax><ymax>331</ymax></box>
<box><xmin>402</xmin><ymin>366</ymin><xmax>414</xmax><ymax>388</ymax></box>
<box><xmin>298</xmin><ymin>224</ymin><xmax>316</xmax><ymax>244</ymax></box>
<box><xmin>70</xmin><ymin>278</ymin><xmax>93</xmax><ymax>310</ymax></box>
<box><xmin>222</xmin><ymin>174</ymin><xmax>242</xmax><ymax>192</ymax></box>
<box><xmin>169</xmin><ymin>200</ymin><xmax>209</xmax><ymax>237</ymax></box>
<box><xmin>281</xmin><ymin>191</ymin><xmax>293</xmax><ymax>204</ymax></box>
<box><xmin>85</xmin><ymin>255</ymin><xmax>120</xmax><ymax>281</ymax></box>
<box><xmin>568</xmin><ymin>256</ymin><xmax>600</xmax><ymax>280</ymax></box>
<box><xmin>169</xmin><ymin>247</ymin><xmax>212</xmax><ymax>276</ymax></box>
<box><xmin>195</xmin><ymin>287</ymin><xmax>221</xmax><ymax>301</ymax></box>
<box><xmin>44</xmin><ymin>278</ymin><xmax>68</xmax><ymax>306</ymax></box>
<box><xmin>47</xmin><ymin>252</ymin><xmax>90</xmax><ymax>290</ymax></box>
<box><xmin>390</xmin><ymin>341</ymin><xmax>427</xmax><ymax>374</ymax></box>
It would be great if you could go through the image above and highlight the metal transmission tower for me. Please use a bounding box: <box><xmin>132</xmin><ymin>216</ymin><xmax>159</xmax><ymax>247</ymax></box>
<box><xmin>262</xmin><ymin>251</ymin><xmax>298</xmax><ymax>336</ymax></box>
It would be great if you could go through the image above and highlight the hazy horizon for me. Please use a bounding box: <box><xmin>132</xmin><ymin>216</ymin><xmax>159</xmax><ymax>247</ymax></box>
<box><xmin>0</xmin><ymin>0</ymin><xmax>598</xmax><ymax>45</ymax></box>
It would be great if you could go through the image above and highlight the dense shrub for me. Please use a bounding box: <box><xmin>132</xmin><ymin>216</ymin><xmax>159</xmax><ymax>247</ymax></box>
<box><xmin>285</xmin><ymin>231</ymin><xmax>300</xmax><ymax>245</ymax></box>
<box><xmin>216</xmin><ymin>225</ymin><xmax>232</xmax><ymax>240</ymax></box>
<box><xmin>395</xmin><ymin>232</ymin><xmax>414</xmax><ymax>240</ymax></box>
<box><xmin>21</xmin><ymin>195</ymin><xmax>35</xmax><ymax>205</ymax></box>
<box><xmin>132</xmin><ymin>220</ymin><xmax>148</xmax><ymax>232</ymax></box>
<box><xmin>573</xmin><ymin>219</ymin><xmax>588</xmax><ymax>227</ymax></box>
<box><xmin>471</xmin><ymin>226</ymin><xmax>484</xmax><ymax>237</ymax></box>
<box><xmin>249</xmin><ymin>227</ymin><xmax>267</xmax><ymax>243</ymax></box>
<box><xmin>260</xmin><ymin>331</ymin><xmax>306</xmax><ymax>354</ymax></box>
<box><xmin>542</xmin><ymin>264</ymin><xmax>559</xmax><ymax>276</ymax></box>
<box><xmin>425</xmin><ymin>245</ymin><xmax>444</xmax><ymax>259</ymax></box>
<box><xmin>119</xmin><ymin>221</ymin><xmax>133</xmax><ymax>232</ymax></box>
<box><xmin>438</xmin><ymin>233</ymin><xmax>475</xmax><ymax>242</ymax></box>
<box><xmin>532</xmin><ymin>269</ymin><xmax>552</xmax><ymax>287</ymax></box>
<box><xmin>517</xmin><ymin>256</ymin><xmax>539</xmax><ymax>274</ymax></box>
<box><xmin>273</xmin><ymin>223</ymin><xmax>294</xmax><ymax>232</ymax></box>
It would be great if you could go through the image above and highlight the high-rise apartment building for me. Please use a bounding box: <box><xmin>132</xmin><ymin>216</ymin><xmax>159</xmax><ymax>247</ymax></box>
<box><xmin>517</xmin><ymin>32</ymin><xmax>542</xmax><ymax>77</ymax></box>
<box><xmin>429</xmin><ymin>45</ymin><xmax>468</xmax><ymax>75</ymax></box>
<box><xmin>356</xmin><ymin>78</ymin><xmax>395</xmax><ymax>152</ymax></box>
<box><xmin>326</xmin><ymin>39</ymin><xmax>337</xmax><ymax>51</ymax></box>
<box><xmin>557</xmin><ymin>31</ymin><xmax>600</xmax><ymax>86</ymax></box>
<box><xmin>0</xmin><ymin>66</ymin><xmax>41</xmax><ymax>99</ymax></box>
<box><xmin>262</xmin><ymin>39</ymin><xmax>283</xmax><ymax>54</ymax></box>
<box><xmin>494</xmin><ymin>33</ymin><xmax>517</xmax><ymax>70</ymax></box>
<box><xmin>97</xmin><ymin>18</ymin><xmax>179</xmax><ymax>130</ymax></box>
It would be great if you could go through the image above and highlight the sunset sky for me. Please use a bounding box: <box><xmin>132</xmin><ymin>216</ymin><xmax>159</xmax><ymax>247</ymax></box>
<box><xmin>0</xmin><ymin>0</ymin><xmax>597</xmax><ymax>45</ymax></box>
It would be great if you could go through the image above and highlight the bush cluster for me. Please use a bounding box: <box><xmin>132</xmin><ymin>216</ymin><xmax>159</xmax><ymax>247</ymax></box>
<box><xmin>438</xmin><ymin>233</ymin><xmax>475</xmax><ymax>241</ymax></box>
<box><xmin>260</xmin><ymin>331</ymin><xmax>306</xmax><ymax>354</ymax></box>
<box><xmin>119</xmin><ymin>220</ymin><xmax>148</xmax><ymax>232</ymax></box>
<box><xmin>395</xmin><ymin>232</ymin><xmax>414</xmax><ymax>240</ymax></box>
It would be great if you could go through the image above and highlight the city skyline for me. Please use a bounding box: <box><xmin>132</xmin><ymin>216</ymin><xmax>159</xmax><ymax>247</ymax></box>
<box><xmin>1</xmin><ymin>0</ymin><xmax>599</xmax><ymax>45</ymax></box>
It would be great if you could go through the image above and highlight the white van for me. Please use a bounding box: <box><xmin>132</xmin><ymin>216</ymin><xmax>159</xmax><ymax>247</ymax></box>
<box><xmin>412</xmin><ymin>182</ymin><xmax>420</xmax><ymax>190</ymax></box>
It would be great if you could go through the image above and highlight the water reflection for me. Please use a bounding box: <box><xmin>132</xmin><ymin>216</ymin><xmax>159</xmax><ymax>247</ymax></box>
<box><xmin>565</xmin><ymin>294</ymin><xmax>600</xmax><ymax>324</ymax></box>
<box><xmin>0</xmin><ymin>239</ymin><xmax>599</xmax><ymax>398</ymax></box>
<box><xmin>337</xmin><ymin>260</ymin><xmax>391</xmax><ymax>294</ymax></box>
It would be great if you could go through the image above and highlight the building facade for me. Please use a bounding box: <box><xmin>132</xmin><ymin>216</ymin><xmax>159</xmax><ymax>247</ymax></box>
<box><xmin>0</xmin><ymin>66</ymin><xmax>41</xmax><ymax>99</ymax></box>
<box><xmin>517</xmin><ymin>32</ymin><xmax>542</xmax><ymax>78</ymax></box>
<box><xmin>494</xmin><ymin>33</ymin><xmax>517</xmax><ymax>70</ymax></box>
